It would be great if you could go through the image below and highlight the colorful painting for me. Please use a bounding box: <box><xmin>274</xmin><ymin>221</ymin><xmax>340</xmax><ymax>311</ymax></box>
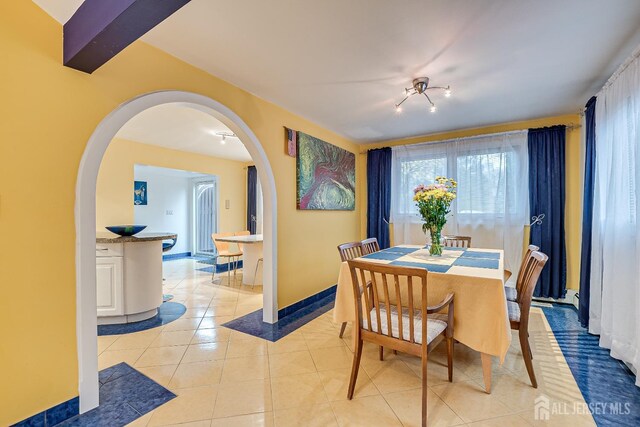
<box><xmin>134</xmin><ymin>181</ymin><xmax>147</xmax><ymax>205</ymax></box>
<box><xmin>296</xmin><ymin>132</ymin><xmax>355</xmax><ymax>210</ymax></box>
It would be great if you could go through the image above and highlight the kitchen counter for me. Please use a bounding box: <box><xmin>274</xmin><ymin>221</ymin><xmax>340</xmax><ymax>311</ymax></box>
<box><xmin>96</xmin><ymin>232</ymin><xmax>176</xmax><ymax>324</ymax></box>
<box><xmin>96</xmin><ymin>232</ymin><xmax>177</xmax><ymax>243</ymax></box>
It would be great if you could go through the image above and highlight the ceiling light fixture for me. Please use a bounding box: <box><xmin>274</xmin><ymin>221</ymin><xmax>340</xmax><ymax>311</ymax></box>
<box><xmin>394</xmin><ymin>77</ymin><xmax>451</xmax><ymax>113</ymax></box>
<box><xmin>215</xmin><ymin>131</ymin><xmax>236</xmax><ymax>144</ymax></box>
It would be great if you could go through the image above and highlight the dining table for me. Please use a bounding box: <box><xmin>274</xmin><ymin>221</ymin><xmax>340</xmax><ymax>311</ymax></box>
<box><xmin>333</xmin><ymin>244</ymin><xmax>511</xmax><ymax>393</ymax></box>
<box><xmin>214</xmin><ymin>234</ymin><xmax>263</xmax><ymax>285</ymax></box>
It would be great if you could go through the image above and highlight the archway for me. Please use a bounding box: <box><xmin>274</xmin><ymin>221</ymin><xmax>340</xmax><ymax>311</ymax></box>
<box><xmin>75</xmin><ymin>91</ymin><xmax>278</xmax><ymax>412</ymax></box>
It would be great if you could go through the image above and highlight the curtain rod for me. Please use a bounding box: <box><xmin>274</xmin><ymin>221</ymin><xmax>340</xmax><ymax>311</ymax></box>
<box><xmin>359</xmin><ymin>124</ymin><xmax>580</xmax><ymax>154</ymax></box>
<box><xmin>599</xmin><ymin>44</ymin><xmax>640</xmax><ymax>94</ymax></box>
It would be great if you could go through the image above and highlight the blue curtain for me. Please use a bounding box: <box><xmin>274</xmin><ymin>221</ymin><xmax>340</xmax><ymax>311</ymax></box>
<box><xmin>367</xmin><ymin>148</ymin><xmax>392</xmax><ymax>248</ymax></box>
<box><xmin>247</xmin><ymin>166</ymin><xmax>257</xmax><ymax>234</ymax></box>
<box><xmin>579</xmin><ymin>97</ymin><xmax>597</xmax><ymax>327</ymax></box>
<box><xmin>528</xmin><ymin>126</ymin><xmax>567</xmax><ymax>299</ymax></box>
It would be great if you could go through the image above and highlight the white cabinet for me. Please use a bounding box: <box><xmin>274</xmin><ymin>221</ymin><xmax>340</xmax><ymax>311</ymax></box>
<box><xmin>96</xmin><ymin>256</ymin><xmax>123</xmax><ymax>316</ymax></box>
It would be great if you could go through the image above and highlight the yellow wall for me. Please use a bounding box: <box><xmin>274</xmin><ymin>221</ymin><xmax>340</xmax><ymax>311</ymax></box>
<box><xmin>97</xmin><ymin>138</ymin><xmax>248</xmax><ymax>235</ymax></box>
<box><xmin>0</xmin><ymin>2</ymin><xmax>361</xmax><ymax>424</ymax></box>
<box><xmin>359</xmin><ymin>115</ymin><xmax>583</xmax><ymax>291</ymax></box>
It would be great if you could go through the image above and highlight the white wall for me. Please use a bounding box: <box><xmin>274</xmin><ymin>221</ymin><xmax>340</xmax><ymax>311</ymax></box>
<box><xmin>133</xmin><ymin>165</ymin><xmax>215</xmax><ymax>255</ymax></box>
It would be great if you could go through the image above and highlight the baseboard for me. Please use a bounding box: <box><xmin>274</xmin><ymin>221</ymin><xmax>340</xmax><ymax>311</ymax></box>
<box><xmin>12</xmin><ymin>396</ymin><xmax>79</xmax><ymax>426</ymax></box>
<box><xmin>533</xmin><ymin>289</ymin><xmax>579</xmax><ymax>309</ymax></box>
<box><xmin>162</xmin><ymin>252</ymin><xmax>192</xmax><ymax>261</ymax></box>
<box><xmin>278</xmin><ymin>285</ymin><xmax>337</xmax><ymax>318</ymax></box>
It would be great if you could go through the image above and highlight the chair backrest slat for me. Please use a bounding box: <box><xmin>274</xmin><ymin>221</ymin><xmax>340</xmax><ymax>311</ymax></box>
<box><xmin>338</xmin><ymin>241</ymin><xmax>364</xmax><ymax>262</ymax></box>
<box><xmin>370</xmin><ymin>272</ymin><xmax>383</xmax><ymax>336</ymax></box>
<box><xmin>381</xmin><ymin>273</ymin><xmax>393</xmax><ymax>338</ymax></box>
<box><xmin>394</xmin><ymin>275</ymin><xmax>404</xmax><ymax>342</ymax></box>
<box><xmin>443</xmin><ymin>235</ymin><xmax>472</xmax><ymax>248</ymax></box>
<box><xmin>361</xmin><ymin>237</ymin><xmax>381</xmax><ymax>255</ymax></box>
<box><xmin>408</xmin><ymin>277</ymin><xmax>415</xmax><ymax>343</ymax></box>
<box><xmin>359</xmin><ymin>269</ymin><xmax>373</xmax><ymax>331</ymax></box>
<box><xmin>347</xmin><ymin>260</ymin><xmax>428</xmax><ymax>348</ymax></box>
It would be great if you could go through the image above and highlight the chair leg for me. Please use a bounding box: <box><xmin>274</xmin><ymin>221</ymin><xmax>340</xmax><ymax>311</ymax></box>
<box><xmin>519</xmin><ymin>330</ymin><xmax>537</xmax><ymax>388</ymax></box>
<box><xmin>233</xmin><ymin>256</ymin><xmax>238</xmax><ymax>281</ymax></box>
<box><xmin>252</xmin><ymin>258</ymin><xmax>263</xmax><ymax>288</ymax></box>
<box><xmin>447</xmin><ymin>337</ymin><xmax>454</xmax><ymax>382</ymax></box>
<box><xmin>421</xmin><ymin>352</ymin><xmax>428</xmax><ymax>426</ymax></box>
<box><xmin>347</xmin><ymin>339</ymin><xmax>363</xmax><ymax>399</ymax></box>
<box><xmin>339</xmin><ymin>322</ymin><xmax>347</xmax><ymax>338</ymax></box>
<box><xmin>227</xmin><ymin>258</ymin><xmax>231</xmax><ymax>284</ymax></box>
<box><xmin>379</xmin><ymin>345</ymin><xmax>384</xmax><ymax>361</ymax></box>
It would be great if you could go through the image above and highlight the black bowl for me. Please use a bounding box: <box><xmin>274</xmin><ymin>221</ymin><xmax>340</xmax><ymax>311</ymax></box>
<box><xmin>105</xmin><ymin>225</ymin><xmax>147</xmax><ymax>237</ymax></box>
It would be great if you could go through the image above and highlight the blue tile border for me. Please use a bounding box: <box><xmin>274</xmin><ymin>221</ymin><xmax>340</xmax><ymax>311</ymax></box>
<box><xmin>278</xmin><ymin>285</ymin><xmax>337</xmax><ymax>318</ymax></box>
<box><xmin>58</xmin><ymin>363</ymin><xmax>175</xmax><ymax>426</ymax></box>
<box><xmin>542</xmin><ymin>304</ymin><xmax>640</xmax><ymax>426</ymax></box>
<box><xmin>161</xmin><ymin>251</ymin><xmax>192</xmax><ymax>261</ymax></box>
<box><xmin>222</xmin><ymin>294</ymin><xmax>335</xmax><ymax>342</ymax></box>
<box><xmin>12</xmin><ymin>363</ymin><xmax>175</xmax><ymax>426</ymax></box>
<box><xmin>222</xmin><ymin>285</ymin><xmax>337</xmax><ymax>341</ymax></box>
<box><xmin>97</xmin><ymin>302</ymin><xmax>186</xmax><ymax>336</ymax></box>
<box><xmin>13</xmin><ymin>397</ymin><xmax>79</xmax><ymax>427</ymax></box>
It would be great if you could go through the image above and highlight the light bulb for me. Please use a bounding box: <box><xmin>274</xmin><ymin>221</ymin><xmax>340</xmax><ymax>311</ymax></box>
<box><xmin>395</xmin><ymin>105</ymin><xmax>403</xmax><ymax>114</ymax></box>
<box><xmin>430</xmin><ymin>105</ymin><xmax>437</xmax><ymax>113</ymax></box>
<box><xmin>221</xmin><ymin>135</ymin><xmax>227</xmax><ymax>144</ymax></box>
<box><xmin>444</xmin><ymin>87</ymin><xmax>451</xmax><ymax>97</ymax></box>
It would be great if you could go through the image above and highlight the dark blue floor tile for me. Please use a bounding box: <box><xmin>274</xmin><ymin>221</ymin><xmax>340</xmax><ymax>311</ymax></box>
<box><xmin>45</xmin><ymin>397</ymin><xmax>79</xmax><ymax>426</ymax></box>
<box><xmin>12</xmin><ymin>411</ymin><xmax>45</xmax><ymax>427</ymax></box>
<box><xmin>223</xmin><ymin>294</ymin><xmax>335</xmax><ymax>342</ymax></box>
<box><xmin>58</xmin><ymin>363</ymin><xmax>175</xmax><ymax>427</ymax></box>
<box><xmin>98</xmin><ymin>302</ymin><xmax>186</xmax><ymax>336</ymax></box>
<box><xmin>542</xmin><ymin>304</ymin><xmax>640</xmax><ymax>427</ymax></box>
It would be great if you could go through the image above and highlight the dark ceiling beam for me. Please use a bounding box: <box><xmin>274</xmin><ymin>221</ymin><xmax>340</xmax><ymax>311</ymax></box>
<box><xmin>63</xmin><ymin>0</ymin><xmax>191</xmax><ymax>74</ymax></box>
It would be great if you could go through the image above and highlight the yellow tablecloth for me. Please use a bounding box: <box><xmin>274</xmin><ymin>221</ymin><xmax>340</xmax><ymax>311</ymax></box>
<box><xmin>333</xmin><ymin>245</ymin><xmax>512</xmax><ymax>362</ymax></box>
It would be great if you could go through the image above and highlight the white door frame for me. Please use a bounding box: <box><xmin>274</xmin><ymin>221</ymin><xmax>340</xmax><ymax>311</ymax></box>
<box><xmin>75</xmin><ymin>91</ymin><xmax>278</xmax><ymax>413</ymax></box>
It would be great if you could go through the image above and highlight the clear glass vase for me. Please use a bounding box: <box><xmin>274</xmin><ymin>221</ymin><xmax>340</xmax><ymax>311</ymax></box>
<box><xmin>429</xmin><ymin>227</ymin><xmax>443</xmax><ymax>256</ymax></box>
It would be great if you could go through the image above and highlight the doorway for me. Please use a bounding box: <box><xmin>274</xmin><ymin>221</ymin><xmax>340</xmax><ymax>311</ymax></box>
<box><xmin>193</xmin><ymin>179</ymin><xmax>218</xmax><ymax>257</ymax></box>
<box><xmin>75</xmin><ymin>91</ymin><xmax>278</xmax><ymax>413</ymax></box>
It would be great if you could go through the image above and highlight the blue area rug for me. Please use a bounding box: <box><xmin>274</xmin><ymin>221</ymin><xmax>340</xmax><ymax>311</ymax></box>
<box><xmin>97</xmin><ymin>302</ymin><xmax>186</xmax><ymax>336</ymax></box>
<box><xmin>222</xmin><ymin>294</ymin><xmax>335</xmax><ymax>342</ymax></box>
<box><xmin>57</xmin><ymin>363</ymin><xmax>175</xmax><ymax>426</ymax></box>
<box><xmin>542</xmin><ymin>304</ymin><xmax>640</xmax><ymax>426</ymax></box>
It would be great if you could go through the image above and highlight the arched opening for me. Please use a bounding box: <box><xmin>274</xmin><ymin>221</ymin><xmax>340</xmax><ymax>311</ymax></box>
<box><xmin>75</xmin><ymin>91</ymin><xmax>278</xmax><ymax>412</ymax></box>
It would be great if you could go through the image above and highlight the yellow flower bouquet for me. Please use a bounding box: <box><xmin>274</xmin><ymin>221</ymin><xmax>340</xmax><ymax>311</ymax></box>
<box><xmin>413</xmin><ymin>177</ymin><xmax>457</xmax><ymax>255</ymax></box>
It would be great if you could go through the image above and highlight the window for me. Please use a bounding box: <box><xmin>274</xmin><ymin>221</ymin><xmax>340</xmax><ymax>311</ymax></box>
<box><xmin>390</xmin><ymin>131</ymin><xmax>529</xmax><ymax>272</ymax></box>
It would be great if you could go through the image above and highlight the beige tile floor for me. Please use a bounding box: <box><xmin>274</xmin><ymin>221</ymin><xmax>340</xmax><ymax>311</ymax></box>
<box><xmin>95</xmin><ymin>259</ymin><xmax>596</xmax><ymax>426</ymax></box>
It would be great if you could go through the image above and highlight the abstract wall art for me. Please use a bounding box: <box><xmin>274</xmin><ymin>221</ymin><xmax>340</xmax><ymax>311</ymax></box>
<box><xmin>296</xmin><ymin>132</ymin><xmax>355</xmax><ymax>210</ymax></box>
<box><xmin>134</xmin><ymin>180</ymin><xmax>147</xmax><ymax>205</ymax></box>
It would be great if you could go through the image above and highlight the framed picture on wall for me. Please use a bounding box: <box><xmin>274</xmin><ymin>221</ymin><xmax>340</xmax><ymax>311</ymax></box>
<box><xmin>296</xmin><ymin>132</ymin><xmax>355</xmax><ymax>210</ymax></box>
<box><xmin>134</xmin><ymin>180</ymin><xmax>147</xmax><ymax>205</ymax></box>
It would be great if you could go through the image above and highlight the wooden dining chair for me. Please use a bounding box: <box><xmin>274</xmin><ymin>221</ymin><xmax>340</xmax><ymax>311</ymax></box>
<box><xmin>337</xmin><ymin>242</ymin><xmax>365</xmax><ymax>338</ymax></box>
<box><xmin>211</xmin><ymin>233</ymin><xmax>243</xmax><ymax>283</ymax></box>
<box><xmin>361</xmin><ymin>237</ymin><xmax>380</xmax><ymax>255</ymax></box>
<box><xmin>507</xmin><ymin>250</ymin><xmax>548</xmax><ymax>388</ymax></box>
<box><xmin>504</xmin><ymin>244</ymin><xmax>540</xmax><ymax>302</ymax></box>
<box><xmin>442</xmin><ymin>235</ymin><xmax>471</xmax><ymax>248</ymax></box>
<box><xmin>346</xmin><ymin>259</ymin><xmax>454</xmax><ymax>426</ymax></box>
<box><xmin>337</xmin><ymin>241</ymin><xmax>364</xmax><ymax>262</ymax></box>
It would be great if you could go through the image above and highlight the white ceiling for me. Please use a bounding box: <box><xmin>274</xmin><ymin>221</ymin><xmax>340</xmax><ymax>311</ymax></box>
<box><xmin>116</xmin><ymin>103</ymin><xmax>252</xmax><ymax>162</ymax></box>
<box><xmin>34</xmin><ymin>0</ymin><xmax>640</xmax><ymax>143</ymax></box>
